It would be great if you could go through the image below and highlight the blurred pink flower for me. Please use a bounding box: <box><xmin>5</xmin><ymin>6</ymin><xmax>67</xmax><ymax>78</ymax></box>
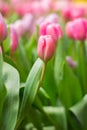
<box><xmin>46</xmin><ymin>23</ymin><xmax>62</xmax><ymax>42</ymax></box>
<box><xmin>66</xmin><ymin>56</ymin><xmax>77</xmax><ymax>68</ymax></box>
<box><xmin>66</xmin><ymin>18</ymin><xmax>87</xmax><ymax>40</ymax></box>
<box><xmin>45</xmin><ymin>13</ymin><xmax>58</xmax><ymax>23</ymax></box>
<box><xmin>0</xmin><ymin>13</ymin><xmax>8</xmax><ymax>43</ymax></box>
<box><xmin>10</xmin><ymin>26</ymin><xmax>19</xmax><ymax>52</ymax></box>
<box><xmin>12</xmin><ymin>20</ymin><xmax>25</xmax><ymax>37</ymax></box>
<box><xmin>40</xmin><ymin>21</ymin><xmax>62</xmax><ymax>42</ymax></box>
<box><xmin>22</xmin><ymin>13</ymin><xmax>35</xmax><ymax>32</ymax></box>
<box><xmin>0</xmin><ymin>1</ymin><xmax>9</xmax><ymax>16</ymax></box>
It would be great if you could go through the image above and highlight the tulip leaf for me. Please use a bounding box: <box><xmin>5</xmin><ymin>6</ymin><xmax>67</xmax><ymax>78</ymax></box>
<box><xmin>44</xmin><ymin>106</ymin><xmax>67</xmax><ymax>130</ymax></box>
<box><xmin>1</xmin><ymin>62</ymin><xmax>20</xmax><ymax>130</ymax></box>
<box><xmin>76</xmin><ymin>41</ymin><xmax>87</xmax><ymax>94</ymax></box>
<box><xmin>54</xmin><ymin>40</ymin><xmax>65</xmax><ymax>87</ymax></box>
<box><xmin>69</xmin><ymin>95</ymin><xmax>87</xmax><ymax>130</ymax></box>
<box><xmin>58</xmin><ymin>63</ymin><xmax>82</xmax><ymax>108</ymax></box>
<box><xmin>42</xmin><ymin>59</ymin><xmax>57</xmax><ymax>105</ymax></box>
<box><xmin>0</xmin><ymin>55</ymin><xmax>7</xmax><ymax>123</ymax></box>
<box><xmin>19</xmin><ymin>58</ymin><xmax>44</xmax><ymax>120</ymax></box>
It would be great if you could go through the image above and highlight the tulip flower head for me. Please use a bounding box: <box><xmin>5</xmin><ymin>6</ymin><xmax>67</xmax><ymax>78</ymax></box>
<box><xmin>66</xmin><ymin>18</ymin><xmax>87</xmax><ymax>41</ymax></box>
<box><xmin>37</xmin><ymin>35</ymin><xmax>55</xmax><ymax>62</ymax></box>
<box><xmin>0</xmin><ymin>13</ymin><xmax>8</xmax><ymax>43</ymax></box>
<box><xmin>40</xmin><ymin>21</ymin><xmax>62</xmax><ymax>43</ymax></box>
<box><xmin>39</xmin><ymin>21</ymin><xmax>51</xmax><ymax>35</ymax></box>
<box><xmin>66</xmin><ymin>56</ymin><xmax>77</xmax><ymax>68</ymax></box>
<box><xmin>10</xmin><ymin>26</ymin><xmax>19</xmax><ymax>52</ymax></box>
<box><xmin>46</xmin><ymin>23</ymin><xmax>62</xmax><ymax>42</ymax></box>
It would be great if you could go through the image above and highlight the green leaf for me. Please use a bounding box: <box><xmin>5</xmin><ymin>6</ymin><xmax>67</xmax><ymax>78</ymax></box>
<box><xmin>58</xmin><ymin>63</ymin><xmax>82</xmax><ymax>109</ymax></box>
<box><xmin>69</xmin><ymin>95</ymin><xmax>87</xmax><ymax>130</ymax></box>
<box><xmin>27</xmin><ymin>106</ymin><xmax>43</xmax><ymax>130</ymax></box>
<box><xmin>76</xmin><ymin>41</ymin><xmax>87</xmax><ymax>94</ymax></box>
<box><xmin>1</xmin><ymin>62</ymin><xmax>20</xmax><ymax>130</ymax></box>
<box><xmin>0</xmin><ymin>55</ymin><xmax>7</xmax><ymax>124</ymax></box>
<box><xmin>18</xmin><ymin>41</ymin><xmax>30</xmax><ymax>73</ymax></box>
<box><xmin>42</xmin><ymin>59</ymin><xmax>57</xmax><ymax>105</ymax></box>
<box><xmin>54</xmin><ymin>40</ymin><xmax>65</xmax><ymax>86</ymax></box>
<box><xmin>44</xmin><ymin>106</ymin><xmax>67</xmax><ymax>130</ymax></box>
<box><xmin>19</xmin><ymin>58</ymin><xmax>44</xmax><ymax>120</ymax></box>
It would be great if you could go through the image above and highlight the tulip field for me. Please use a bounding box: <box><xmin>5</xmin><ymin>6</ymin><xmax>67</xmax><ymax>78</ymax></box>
<box><xmin>0</xmin><ymin>0</ymin><xmax>87</xmax><ymax>130</ymax></box>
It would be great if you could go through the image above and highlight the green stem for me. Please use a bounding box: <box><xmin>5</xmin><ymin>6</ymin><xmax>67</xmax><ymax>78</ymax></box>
<box><xmin>37</xmin><ymin>62</ymin><xmax>46</xmax><ymax>93</ymax></box>
<box><xmin>1</xmin><ymin>42</ymin><xmax>5</xmax><ymax>59</ymax></box>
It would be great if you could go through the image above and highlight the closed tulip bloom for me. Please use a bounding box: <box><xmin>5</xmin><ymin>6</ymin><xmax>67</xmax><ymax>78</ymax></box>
<box><xmin>0</xmin><ymin>13</ymin><xmax>8</xmax><ymax>43</ymax></box>
<box><xmin>65</xmin><ymin>21</ymin><xmax>74</xmax><ymax>39</ymax></box>
<box><xmin>72</xmin><ymin>18</ymin><xmax>87</xmax><ymax>40</ymax></box>
<box><xmin>39</xmin><ymin>21</ymin><xmax>50</xmax><ymax>35</ymax></box>
<box><xmin>46</xmin><ymin>23</ymin><xmax>62</xmax><ymax>42</ymax></box>
<box><xmin>66</xmin><ymin>56</ymin><xmax>77</xmax><ymax>68</ymax></box>
<box><xmin>65</xmin><ymin>18</ymin><xmax>87</xmax><ymax>40</ymax></box>
<box><xmin>37</xmin><ymin>35</ymin><xmax>55</xmax><ymax>62</ymax></box>
<box><xmin>10</xmin><ymin>26</ymin><xmax>19</xmax><ymax>52</ymax></box>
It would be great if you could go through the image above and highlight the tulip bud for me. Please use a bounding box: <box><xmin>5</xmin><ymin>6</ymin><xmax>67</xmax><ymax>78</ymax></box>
<box><xmin>37</xmin><ymin>35</ymin><xmax>55</xmax><ymax>62</ymax></box>
<box><xmin>66</xmin><ymin>56</ymin><xmax>77</xmax><ymax>68</ymax></box>
<box><xmin>10</xmin><ymin>26</ymin><xmax>19</xmax><ymax>52</ymax></box>
<box><xmin>0</xmin><ymin>13</ymin><xmax>8</xmax><ymax>43</ymax></box>
<box><xmin>46</xmin><ymin>23</ymin><xmax>62</xmax><ymax>42</ymax></box>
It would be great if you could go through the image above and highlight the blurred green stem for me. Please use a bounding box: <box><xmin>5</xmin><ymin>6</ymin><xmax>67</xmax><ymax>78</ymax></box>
<box><xmin>1</xmin><ymin>42</ymin><xmax>5</xmax><ymax>59</ymax></box>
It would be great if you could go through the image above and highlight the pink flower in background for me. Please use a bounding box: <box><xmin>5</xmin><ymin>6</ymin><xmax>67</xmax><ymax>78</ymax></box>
<box><xmin>10</xmin><ymin>26</ymin><xmax>19</xmax><ymax>52</ymax></box>
<box><xmin>12</xmin><ymin>20</ymin><xmax>25</xmax><ymax>37</ymax></box>
<box><xmin>22</xmin><ymin>13</ymin><xmax>35</xmax><ymax>32</ymax></box>
<box><xmin>46</xmin><ymin>23</ymin><xmax>62</xmax><ymax>42</ymax></box>
<box><xmin>39</xmin><ymin>21</ymin><xmax>51</xmax><ymax>35</ymax></box>
<box><xmin>37</xmin><ymin>35</ymin><xmax>55</xmax><ymax>62</ymax></box>
<box><xmin>72</xmin><ymin>18</ymin><xmax>87</xmax><ymax>40</ymax></box>
<box><xmin>0</xmin><ymin>1</ymin><xmax>9</xmax><ymax>16</ymax></box>
<box><xmin>70</xmin><ymin>7</ymin><xmax>86</xmax><ymax>20</ymax></box>
<box><xmin>0</xmin><ymin>13</ymin><xmax>8</xmax><ymax>43</ymax></box>
<box><xmin>66</xmin><ymin>18</ymin><xmax>87</xmax><ymax>40</ymax></box>
<box><xmin>40</xmin><ymin>21</ymin><xmax>62</xmax><ymax>42</ymax></box>
<box><xmin>62</xmin><ymin>5</ymin><xmax>86</xmax><ymax>21</ymax></box>
<box><xmin>62</xmin><ymin>6</ymin><xmax>72</xmax><ymax>21</ymax></box>
<box><xmin>66</xmin><ymin>56</ymin><xmax>77</xmax><ymax>68</ymax></box>
<box><xmin>45</xmin><ymin>13</ymin><xmax>58</xmax><ymax>23</ymax></box>
<box><xmin>65</xmin><ymin>21</ymin><xmax>74</xmax><ymax>39</ymax></box>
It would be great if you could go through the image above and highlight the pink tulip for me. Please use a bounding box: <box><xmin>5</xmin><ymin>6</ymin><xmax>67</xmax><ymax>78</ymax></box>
<box><xmin>71</xmin><ymin>7</ymin><xmax>86</xmax><ymax>20</ymax></box>
<box><xmin>40</xmin><ymin>22</ymin><xmax>62</xmax><ymax>42</ymax></box>
<box><xmin>0</xmin><ymin>13</ymin><xmax>8</xmax><ymax>43</ymax></box>
<box><xmin>73</xmin><ymin>19</ymin><xmax>87</xmax><ymax>40</ymax></box>
<box><xmin>37</xmin><ymin>35</ymin><xmax>55</xmax><ymax>62</ymax></box>
<box><xmin>45</xmin><ymin>13</ymin><xmax>58</xmax><ymax>23</ymax></box>
<box><xmin>46</xmin><ymin>23</ymin><xmax>62</xmax><ymax>42</ymax></box>
<box><xmin>66</xmin><ymin>18</ymin><xmax>87</xmax><ymax>40</ymax></box>
<box><xmin>65</xmin><ymin>21</ymin><xmax>74</xmax><ymax>39</ymax></box>
<box><xmin>22</xmin><ymin>13</ymin><xmax>35</xmax><ymax>32</ymax></box>
<box><xmin>39</xmin><ymin>21</ymin><xmax>51</xmax><ymax>35</ymax></box>
<box><xmin>66</xmin><ymin>56</ymin><xmax>77</xmax><ymax>68</ymax></box>
<box><xmin>12</xmin><ymin>20</ymin><xmax>25</xmax><ymax>37</ymax></box>
<box><xmin>10</xmin><ymin>26</ymin><xmax>19</xmax><ymax>52</ymax></box>
<box><xmin>0</xmin><ymin>2</ymin><xmax>9</xmax><ymax>16</ymax></box>
<box><xmin>62</xmin><ymin>6</ymin><xmax>71</xmax><ymax>21</ymax></box>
